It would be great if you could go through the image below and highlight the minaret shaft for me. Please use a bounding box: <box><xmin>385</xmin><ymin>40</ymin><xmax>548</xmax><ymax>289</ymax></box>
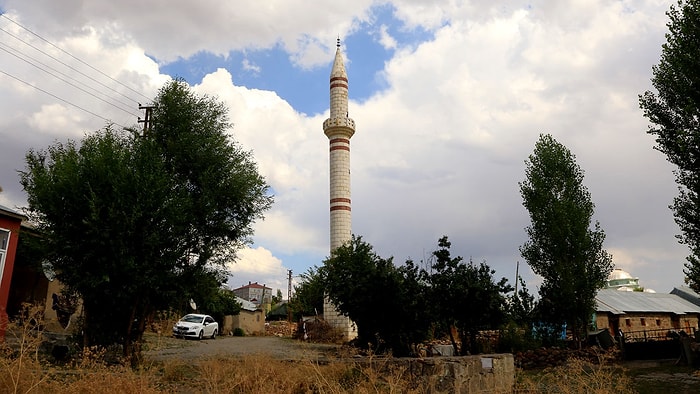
<box><xmin>324</xmin><ymin>44</ymin><xmax>355</xmax><ymax>252</ymax></box>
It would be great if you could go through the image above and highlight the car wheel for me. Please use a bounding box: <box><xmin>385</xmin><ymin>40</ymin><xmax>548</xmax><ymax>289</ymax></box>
<box><xmin>198</xmin><ymin>330</ymin><xmax>203</xmax><ymax>340</ymax></box>
<box><xmin>211</xmin><ymin>329</ymin><xmax>217</xmax><ymax>339</ymax></box>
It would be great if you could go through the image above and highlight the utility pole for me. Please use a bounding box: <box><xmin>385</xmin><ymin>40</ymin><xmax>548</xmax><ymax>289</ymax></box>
<box><xmin>138</xmin><ymin>103</ymin><xmax>155</xmax><ymax>135</ymax></box>
<box><xmin>514</xmin><ymin>261</ymin><xmax>520</xmax><ymax>300</ymax></box>
<box><xmin>287</xmin><ymin>269</ymin><xmax>293</xmax><ymax>322</ymax></box>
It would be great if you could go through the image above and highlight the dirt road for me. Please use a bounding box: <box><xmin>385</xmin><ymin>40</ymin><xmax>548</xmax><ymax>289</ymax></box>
<box><xmin>144</xmin><ymin>334</ymin><xmax>342</xmax><ymax>362</ymax></box>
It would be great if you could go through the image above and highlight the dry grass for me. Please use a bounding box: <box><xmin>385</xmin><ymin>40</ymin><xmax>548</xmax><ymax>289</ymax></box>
<box><xmin>515</xmin><ymin>357</ymin><xmax>636</xmax><ymax>394</ymax></box>
<box><xmin>0</xmin><ymin>308</ymin><xmax>420</xmax><ymax>393</ymax></box>
<box><xmin>1</xmin><ymin>308</ymin><xmax>682</xmax><ymax>393</ymax></box>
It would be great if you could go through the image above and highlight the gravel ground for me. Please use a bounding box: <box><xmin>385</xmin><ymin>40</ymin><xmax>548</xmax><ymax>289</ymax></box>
<box><xmin>143</xmin><ymin>333</ymin><xmax>343</xmax><ymax>362</ymax></box>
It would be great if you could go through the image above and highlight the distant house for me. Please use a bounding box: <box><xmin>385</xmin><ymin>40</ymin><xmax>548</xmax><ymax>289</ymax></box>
<box><xmin>595</xmin><ymin>288</ymin><xmax>700</xmax><ymax>339</ymax></box>
<box><xmin>232</xmin><ymin>281</ymin><xmax>272</xmax><ymax>307</ymax></box>
<box><xmin>220</xmin><ymin>296</ymin><xmax>264</xmax><ymax>335</ymax></box>
<box><xmin>0</xmin><ymin>204</ymin><xmax>25</xmax><ymax>333</ymax></box>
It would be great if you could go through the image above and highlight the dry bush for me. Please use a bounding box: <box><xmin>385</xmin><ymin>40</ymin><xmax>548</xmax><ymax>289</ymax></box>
<box><xmin>0</xmin><ymin>304</ymin><xmax>52</xmax><ymax>393</ymax></box>
<box><xmin>294</xmin><ymin>318</ymin><xmax>345</xmax><ymax>343</ymax></box>
<box><xmin>515</xmin><ymin>357</ymin><xmax>635</xmax><ymax>394</ymax></box>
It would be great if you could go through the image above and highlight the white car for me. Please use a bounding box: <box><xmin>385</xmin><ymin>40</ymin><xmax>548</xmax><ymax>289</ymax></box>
<box><xmin>172</xmin><ymin>314</ymin><xmax>218</xmax><ymax>339</ymax></box>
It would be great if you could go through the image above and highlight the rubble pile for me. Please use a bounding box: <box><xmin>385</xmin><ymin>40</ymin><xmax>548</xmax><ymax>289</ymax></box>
<box><xmin>265</xmin><ymin>321</ymin><xmax>296</xmax><ymax>337</ymax></box>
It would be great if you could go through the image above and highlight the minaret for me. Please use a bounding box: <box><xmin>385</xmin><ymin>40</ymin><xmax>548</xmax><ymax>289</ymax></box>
<box><xmin>323</xmin><ymin>39</ymin><xmax>355</xmax><ymax>252</ymax></box>
<box><xmin>322</xmin><ymin>39</ymin><xmax>357</xmax><ymax>340</ymax></box>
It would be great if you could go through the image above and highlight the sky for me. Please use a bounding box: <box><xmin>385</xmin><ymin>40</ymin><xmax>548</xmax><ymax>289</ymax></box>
<box><xmin>0</xmin><ymin>0</ymin><xmax>688</xmax><ymax>298</ymax></box>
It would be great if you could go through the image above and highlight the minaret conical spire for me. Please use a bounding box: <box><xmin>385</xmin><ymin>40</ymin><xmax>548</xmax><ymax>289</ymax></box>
<box><xmin>329</xmin><ymin>43</ymin><xmax>350</xmax><ymax>120</ymax></box>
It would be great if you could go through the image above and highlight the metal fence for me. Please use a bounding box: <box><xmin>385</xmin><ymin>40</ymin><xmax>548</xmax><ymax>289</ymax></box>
<box><xmin>622</xmin><ymin>327</ymin><xmax>696</xmax><ymax>343</ymax></box>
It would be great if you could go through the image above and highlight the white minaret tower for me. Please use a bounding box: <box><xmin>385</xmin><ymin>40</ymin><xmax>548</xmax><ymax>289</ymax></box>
<box><xmin>323</xmin><ymin>39</ymin><xmax>355</xmax><ymax>251</ymax></box>
<box><xmin>322</xmin><ymin>39</ymin><xmax>357</xmax><ymax>339</ymax></box>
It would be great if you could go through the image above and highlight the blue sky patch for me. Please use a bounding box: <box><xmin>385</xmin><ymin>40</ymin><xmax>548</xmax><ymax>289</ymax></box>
<box><xmin>158</xmin><ymin>6</ymin><xmax>436</xmax><ymax>115</ymax></box>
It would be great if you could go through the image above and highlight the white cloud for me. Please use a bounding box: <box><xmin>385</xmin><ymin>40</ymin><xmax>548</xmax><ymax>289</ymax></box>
<box><xmin>226</xmin><ymin>246</ymin><xmax>289</xmax><ymax>293</ymax></box>
<box><xmin>241</xmin><ymin>58</ymin><xmax>261</xmax><ymax>74</ymax></box>
<box><xmin>0</xmin><ymin>0</ymin><xmax>689</xmax><ymax>297</ymax></box>
<box><xmin>378</xmin><ymin>24</ymin><xmax>398</xmax><ymax>50</ymax></box>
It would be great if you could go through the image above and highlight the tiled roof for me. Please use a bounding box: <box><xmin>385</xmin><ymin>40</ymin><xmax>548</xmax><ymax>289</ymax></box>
<box><xmin>233</xmin><ymin>282</ymin><xmax>270</xmax><ymax>290</ymax></box>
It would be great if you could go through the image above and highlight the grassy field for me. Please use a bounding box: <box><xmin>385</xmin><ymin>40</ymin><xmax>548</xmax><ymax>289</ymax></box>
<box><xmin>1</xmin><ymin>310</ymin><xmax>699</xmax><ymax>393</ymax></box>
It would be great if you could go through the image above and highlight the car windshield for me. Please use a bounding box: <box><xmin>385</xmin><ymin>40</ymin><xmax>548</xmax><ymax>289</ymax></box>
<box><xmin>181</xmin><ymin>315</ymin><xmax>203</xmax><ymax>323</ymax></box>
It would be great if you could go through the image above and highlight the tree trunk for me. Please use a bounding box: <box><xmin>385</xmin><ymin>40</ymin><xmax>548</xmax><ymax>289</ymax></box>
<box><xmin>448</xmin><ymin>324</ymin><xmax>459</xmax><ymax>356</ymax></box>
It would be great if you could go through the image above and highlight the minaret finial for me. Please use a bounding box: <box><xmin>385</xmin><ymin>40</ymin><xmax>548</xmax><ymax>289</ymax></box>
<box><xmin>336</xmin><ymin>36</ymin><xmax>341</xmax><ymax>49</ymax></box>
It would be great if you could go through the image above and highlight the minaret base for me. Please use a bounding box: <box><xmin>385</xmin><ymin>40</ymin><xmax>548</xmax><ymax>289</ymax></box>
<box><xmin>323</xmin><ymin>295</ymin><xmax>357</xmax><ymax>341</ymax></box>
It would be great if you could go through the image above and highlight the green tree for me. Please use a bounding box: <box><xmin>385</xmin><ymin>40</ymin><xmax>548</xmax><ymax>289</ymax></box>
<box><xmin>20</xmin><ymin>79</ymin><xmax>272</xmax><ymax>364</ymax></box>
<box><xmin>426</xmin><ymin>236</ymin><xmax>511</xmax><ymax>355</ymax></box>
<box><xmin>321</xmin><ymin>235</ymin><xmax>430</xmax><ymax>356</ymax></box>
<box><xmin>504</xmin><ymin>275</ymin><xmax>535</xmax><ymax>327</ymax></box>
<box><xmin>289</xmin><ymin>266</ymin><xmax>325</xmax><ymax>320</ymax></box>
<box><xmin>202</xmin><ymin>288</ymin><xmax>242</xmax><ymax>326</ymax></box>
<box><xmin>639</xmin><ymin>0</ymin><xmax>700</xmax><ymax>291</ymax></box>
<box><xmin>271</xmin><ymin>289</ymin><xmax>283</xmax><ymax>305</ymax></box>
<box><xmin>519</xmin><ymin>134</ymin><xmax>612</xmax><ymax>346</ymax></box>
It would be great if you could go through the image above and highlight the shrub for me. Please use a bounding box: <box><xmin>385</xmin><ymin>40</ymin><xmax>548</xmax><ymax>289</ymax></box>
<box><xmin>232</xmin><ymin>328</ymin><xmax>245</xmax><ymax>337</ymax></box>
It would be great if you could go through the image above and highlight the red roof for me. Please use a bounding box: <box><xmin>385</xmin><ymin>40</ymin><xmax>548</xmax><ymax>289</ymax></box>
<box><xmin>233</xmin><ymin>282</ymin><xmax>270</xmax><ymax>291</ymax></box>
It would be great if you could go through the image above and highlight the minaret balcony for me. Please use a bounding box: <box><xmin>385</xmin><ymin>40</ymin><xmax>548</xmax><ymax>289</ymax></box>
<box><xmin>323</xmin><ymin>117</ymin><xmax>355</xmax><ymax>130</ymax></box>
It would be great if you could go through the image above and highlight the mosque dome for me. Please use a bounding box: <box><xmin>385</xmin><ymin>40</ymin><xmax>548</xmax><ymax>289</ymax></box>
<box><xmin>606</xmin><ymin>268</ymin><xmax>641</xmax><ymax>290</ymax></box>
<box><xmin>608</xmin><ymin>268</ymin><xmax>635</xmax><ymax>281</ymax></box>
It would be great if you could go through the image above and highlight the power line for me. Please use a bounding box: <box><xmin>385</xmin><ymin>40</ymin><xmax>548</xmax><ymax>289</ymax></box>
<box><xmin>0</xmin><ymin>39</ymin><xmax>139</xmax><ymax>115</ymax></box>
<box><xmin>0</xmin><ymin>42</ymin><xmax>140</xmax><ymax>117</ymax></box>
<box><xmin>0</xmin><ymin>25</ymin><xmax>144</xmax><ymax>109</ymax></box>
<box><xmin>0</xmin><ymin>68</ymin><xmax>128</xmax><ymax>129</ymax></box>
<box><xmin>0</xmin><ymin>13</ymin><xmax>152</xmax><ymax>102</ymax></box>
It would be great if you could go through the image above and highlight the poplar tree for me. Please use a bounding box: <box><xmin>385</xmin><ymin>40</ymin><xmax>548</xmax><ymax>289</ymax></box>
<box><xmin>519</xmin><ymin>134</ymin><xmax>612</xmax><ymax>345</ymax></box>
<box><xmin>639</xmin><ymin>0</ymin><xmax>700</xmax><ymax>291</ymax></box>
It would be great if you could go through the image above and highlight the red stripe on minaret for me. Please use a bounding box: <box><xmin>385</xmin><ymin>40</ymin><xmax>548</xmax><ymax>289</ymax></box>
<box><xmin>330</xmin><ymin>138</ymin><xmax>349</xmax><ymax>144</ymax></box>
<box><xmin>330</xmin><ymin>198</ymin><xmax>351</xmax><ymax>204</ymax></box>
<box><xmin>330</xmin><ymin>146</ymin><xmax>350</xmax><ymax>152</ymax></box>
<box><xmin>330</xmin><ymin>77</ymin><xmax>348</xmax><ymax>83</ymax></box>
<box><xmin>330</xmin><ymin>83</ymin><xmax>348</xmax><ymax>89</ymax></box>
<box><xmin>330</xmin><ymin>206</ymin><xmax>351</xmax><ymax>212</ymax></box>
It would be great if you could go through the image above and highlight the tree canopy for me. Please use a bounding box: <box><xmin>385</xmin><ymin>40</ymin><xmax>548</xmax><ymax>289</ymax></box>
<box><xmin>20</xmin><ymin>79</ymin><xmax>272</xmax><ymax>364</ymax></box>
<box><xmin>519</xmin><ymin>134</ymin><xmax>612</xmax><ymax>345</ymax></box>
<box><xmin>320</xmin><ymin>235</ymin><xmax>508</xmax><ymax>356</ymax></box>
<box><xmin>639</xmin><ymin>0</ymin><xmax>700</xmax><ymax>291</ymax></box>
<box><xmin>427</xmin><ymin>236</ymin><xmax>511</xmax><ymax>355</ymax></box>
<box><xmin>321</xmin><ymin>235</ymin><xmax>427</xmax><ymax>355</ymax></box>
<box><xmin>289</xmin><ymin>266</ymin><xmax>325</xmax><ymax>320</ymax></box>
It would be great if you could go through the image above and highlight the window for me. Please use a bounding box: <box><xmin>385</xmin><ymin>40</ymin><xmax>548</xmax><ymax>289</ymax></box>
<box><xmin>0</xmin><ymin>229</ymin><xmax>9</xmax><ymax>285</ymax></box>
<box><xmin>625</xmin><ymin>319</ymin><xmax>631</xmax><ymax>327</ymax></box>
<box><xmin>656</xmin><ymin>319</ymin><xmax>661</xmax><ymax>326</ymax></box>
<box><xmin>641</xmin><ymin>318</ymin><xmax>646</xmax><ymax>326</ymax></box>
